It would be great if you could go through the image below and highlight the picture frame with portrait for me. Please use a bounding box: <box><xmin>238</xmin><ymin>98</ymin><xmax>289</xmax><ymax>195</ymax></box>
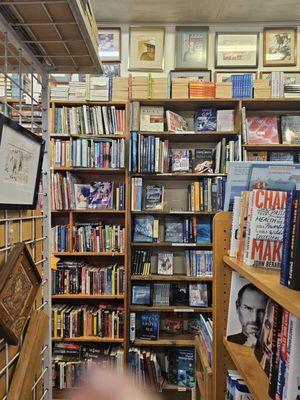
<box><xmin>129</xmin><ymin>27</ymin><xmax>165</xmax><ymax>71</ymax></box>
<box><xmin>263</xmin><ymin>27</ymin><xmax>297</xmax><ymax>67</ymax></box>
<box><xmin>175</xmin><ymin>26</ymin><xmax>209</xmax><ymax>70</ymax></box>
<box><xmin>215</xmin><ymin>32</ymin><xmax>259</xmax><ymax>69</ymax></box>
<box><xmin>98</xmin><ymin>27</ymin><xmax>121</xmax><ymax>62</ymax></box>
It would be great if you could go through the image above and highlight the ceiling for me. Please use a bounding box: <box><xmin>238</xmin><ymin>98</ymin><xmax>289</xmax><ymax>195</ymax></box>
<box><xmin>91</xmin><ymin>0</ymin><xmax>300</xmax><ymax>23</ymax></box>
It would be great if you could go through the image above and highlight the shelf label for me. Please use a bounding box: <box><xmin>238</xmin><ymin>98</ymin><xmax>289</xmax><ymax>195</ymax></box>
<box><xmin>174</xmin><ymin>308</ymin><xmax>194</xmax><ymax>313</ymax></box>
<box><xmin>178</xmin><ymin>387</ymin><xmax>187</xmax><ymax>392</ymax></box>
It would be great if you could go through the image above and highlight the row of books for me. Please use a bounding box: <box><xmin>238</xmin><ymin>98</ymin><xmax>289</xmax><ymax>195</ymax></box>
<box><xmin>129</xmin><ymin>347</ymin><xmax>195</xmax><ymax>389</ymax></box>
<box><xmin>53</xmin><ymin>105</ymin><xmax>125</xmax><ymax>135</ymax></box>
<box><xmin>51</xmin><ymin>225</ymin><xmax>70</xmax><ymax>253</ymax></box>
<box><xmin>74</xmin><ymin>223</ymin><xmax>125</xmax><ymax>253</ymax></box>
<box><xmin>188</xmin><ymin>177</ymin><xmax>226</xmax><ymax>212</ymax></box>
<box><xmin>246</xmin><ymin>150</ymin><xmax>300</xmax><ymax>162</ymax></box>
<box><xmin>131</xmin><ymin>282</ymin><xmax>210</xmax><ymax>307</ymax></box>
<box><xmin>198</xmin><ymin>315</ymin><xmax>213</xmax><ymax>367</ymax></box>
<box><xmin>52</xmin><ymin>305</ymin><xmax>124</xmax><ymax>338</ymax></box>
<box><xmin>227</xmin><ymin>272</ymin><xmax>300</xmax><ymax>399</ymax></box>
<box><xmin>51</xmin><ymin>174</ymin><xmax>125</xmax><ymax>210</ymax></box>
<box><xmin>226</xmin><ymin>370</ymin><xmax>253</xmax><ymax>399</ymax></box>
<box><xmin>242</xmin><ymin>110</ymin><xmax>300</xmax><ymax>145</ymax></box>
<box><xmin>133</xmin><ymin>215</ymin><xmax>211</xmax><ymax>244</ymax></box>
<box><xmin>52</xmin><ymin>138</ymin><xmax>125</xmax><ymax>168</ymax></box>
<box><xmin>52</xmin><ymin>261</ymin><xmax>125</xmax><ymax>295</ymax></box>
<box><xmin>131</xmin><ymin>249</ymin><xmax>213</xmax><ymax>277</ymax></box>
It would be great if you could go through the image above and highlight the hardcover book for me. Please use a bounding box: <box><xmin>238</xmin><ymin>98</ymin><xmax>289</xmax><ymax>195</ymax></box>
<box><xmin>168</xmin><ymin>348</ymin><xmax>195</xmax><ymax>388</ymax></box>
<box><xmin>161</xmin><ymin>317</ymin><xmax>184</xmax><ymax>334</ymax></box>
<box><xmin>194</xmin><ymin>109</ymin><xmax>217</xmax><ymax>132</ymax></box>
<box><xmin>171</xmin><ymin>150</ymin><xmax>191</xmax><ymax>172</ymax></box>
<box><xmin>166</xmin><ymin>110</ymin><xmax>188</xmax><ymax>132</ymax></box>
<box><xmin>248</xmin><ymin>164</ymin><xmax>299</xmax><ymax>192</ymax></box>
<box><xmin>164</xmin><ymin>218</ymin><xmax>183</xmax><ymax>243</ymax></box>
<box><xmin>140</xmin><ymin>312</ymin><xmax>160</xmax><ymax>340</ymax></box>
<box><xmin>197</xmin><ymin>216</ymin><xmax>211</xmax><ymax>243</ymax></box>
<box><xmin>89</xmin><ymin>181</ymin><xmax>113</xmax><ymax>209</ymax></box>
<box><xmin>281</xmin><ymin>115</ymin><xmax>300</xmax><ymax>144</ymax></box>
<box><xmin>246</xmin><ymin>116</ymin><xmax>279</xmax><ymax>144</ymax></box>
<box><xmin>194</xmin><ymin>149</ymin><xmax>214</xmax><ymax>173</ymax></box>
<box><xmin>171</xmin><ymin>283</ymin><xmax>188</xmax><ymax>306</ymax></box>
<box><xmin>140</xmin><ymin>106</ymin><xmax>164</xmax><ymax>132</ymax></box>
<box><xmin>157</xmin><ymin>252</ymin><xmax>173</xmax><ymax>275</ymax></box>
<box><xmin>132</xmin><ymin>284</ymin><xmax>151</xmax><ymax>305</ymax></box>
<box><xmin>133</xmin><ymin>216</ymin><xmax>156</xmax><ymax>242</ymax></box>
<box><xmin>189</xmin><ymin>283</ymin><xmax>208</xmax><ymax>307</ymax></box>
<box><xmin>143</xmin><ymin>185</ymin><xmax>164</xmax><ymax>211</ymax></box>
<box><xmin>74</xmin><ymin>184</ymin><xmax>90</xmax><ymax>209</ymax></box>
<box><xmin>153</xmin><ymin>283</ymin><xmax>170</xmax><ymax>306</ymax></box>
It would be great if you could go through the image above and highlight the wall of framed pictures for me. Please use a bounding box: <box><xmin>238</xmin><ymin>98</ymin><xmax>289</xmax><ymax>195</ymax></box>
<box><xmin>97</xmin><ymin>23</ymin><xmax>300</xmax><ymax>79</ymax></box>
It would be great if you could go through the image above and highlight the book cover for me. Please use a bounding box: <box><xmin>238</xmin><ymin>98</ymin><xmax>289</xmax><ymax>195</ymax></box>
<box><xmin>171</xmin><ymin>150</ymin><xmax>191</xmax><ymax>172</ymax></box>
<box><xmin>157</xmin><ymin>252</ymin><xmax>173</xmax><ymax>275</ymax></box>
<box><xmin>143</xmin><ymin>185</ymin><xmax>164</xmax><ymax>211</ymax></box>
<box><xmin>89</xmin><ymin>181</ymin><xmax>113</xmax><ymax>209</ymax></box>
<box><xmin>246</xmin><ymin>151</ymin><xmax>268</xmax><ymax>161</ymax></box>
<box><xmin>268</xmin><ymin>303</ymin><xmax>283</xmax><ymax>399</ymax></box>
<box><xmin>164</xmin><ymin>218</ymin><xmax>183</xmax><ymax>243</ymax></box>
<box><xmin>171</xmin><ymin>283</ymin><xmax>188</xmax><ymax>306</ymax></box>
<box><xmin>140</xmin><ymin>106</ymin><xmax>164</xmax><ymax>132</ymax></box>
<box><xmin>281</xmin><ymin>115</ymin><xmax>300</xmax><ymax>144</ymax></box>
<box><xmin>248</xmin><ymin>164</ymin><xmax>300</xmax><ymax>192</ymax></box>
<box><xmin>216</xmin><ymin>109</ymin><xmax>235</xmax><ymax>132</ymax></box>
<box><xmin>194</xmin><ymin>149</ymin><xmax>214</xmax><ymax>173</ymax></box>
<box><xmin>153</xmin><ymin>283</ymin><xmax>170</xmax><ymax>306</ymax></box>
<box><xmin>269</xmin><ymin>152</ymin><xmax>294</xmax><ymax>162</ymax></box>
<box><xmin>197</xmin><ymin>216</ymin><xmax>211</xmax><ymax>243</ymax></box>
<box><xmin>74</xmin><ymin>184</ymin><xmax>90</xmax><ymax>209</ymax></box>
<box><xmin>131</xmin><ymin>285</ymin><xmax>151</xmax><ymax>305</ymax></box>
<box><xmin>226</xmin><ymin>271</ymin><xmax>269</xmax><ymax>348</ymax></box>
<box><xmin>288</xmin><ymin>191</ymin><xmax>300</xmax><ymax>291</ymax></box>
<box><xmin>140</xmin><ymin>312</ymin><xmax>160</xmax><ymax>340</ymax></box>
<box><xmin>162</xmin><ymin>317</ymin><xmax>184</xmax><ymax>334</ymax></box>
<box><xmin>194</xmin><ymin>109</ymin><xmax>217</xmax><ymax>132</ymax></box>
<box><xmin>166</xmin><ymin>110</ymin><xmax>188</xmax><ymax>132</ymax></box>
<box><xmin>187</xmin><ymin>315</ymin><xmax>201</xmax><ymax>335</ymax></box>
<box><xmin>133</xmin><ymin>216</ymin><xmax>154</xmax><ymax>242</ymax></box>
<box><xmin>246</xmin><ymin>116</ymin><xmax>279</xmax><ymax>144</ymax></box>
<box><xmin>168</xmin><ymin>348</ymin><xmax>195</xmax><ymax>388</ymax></box>
<box><xmin>189</xmin><ymin>283</ymin><xmax>208</xmax><ymax>307</ymax></box>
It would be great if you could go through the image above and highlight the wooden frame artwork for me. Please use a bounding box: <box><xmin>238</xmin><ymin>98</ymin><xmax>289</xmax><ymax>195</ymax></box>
<box><xmin>263</xmin><ymin>27</ymin><xmax>297</xmax><ymax>67</ymax></box>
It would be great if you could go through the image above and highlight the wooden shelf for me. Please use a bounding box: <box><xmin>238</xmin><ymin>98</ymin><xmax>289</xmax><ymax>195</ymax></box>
<box><xmin>131</xmin><ymin>274</ymin><xmax>213</xmax><ymax>282</ymax></box>
<box><xmin>52</xmin><ymin>252</ymin><xmax>125</xmax><ymax>257</ymax></box>
<box><xmin>243</xmin><ymin>143</ymin><xmax>300</xmax><ymax>151</ymax></box>
<box><xmin>131</xmin><ymin>210</ymin><xmax>216</xmax><ymax>216</ymax></box>
<box><xmin>51</xmin><ymin>100</ymin><xmax>127</xmax><ymax>106</ymax></box>
<box><xmin>138</xmin><ymin>131</ymin><xmax>238</xmax><ymax>143</ymax></box>
<box><xmin>223</xmin><ymin>338</ymin><xmax>271</xmax><ymax>400</ymax></box>
<box><xmin>51</xmin><ymin>133</ymin><xmax>126</xmax><ymax>139</ymax></box>
<box><xmin>131</xmin><ymin>173</ymin><xmax>226</xmax><ymax>180</ymax></box>
<box><xmin>51</xmin><ymin>167</ymin><xmax>125</xmax><ymax>173</ymax></box>
<box><xmin>131</xmin><ymin>242</ymin><xmax>212</xmax><ymax>248</ymax></box>
<box><xmin>134</xmin><ymin>334</ymin><xmax>195</xmax><ymax>347</ymax></box>
<box><xmin>52</xmin><ymin>209</ymin><xmax>126</xmax><ymax>214</ymax></box>
<box><xmin>52</xmin><ymin>337</ymin><xmax>124</xmax><ymax>343</ymax></box>
<box><xmin>223</xmin><ymin>256</ymin><xmax>300</xmax><ymax>319</ymax></box>
<box><xmin>133</xmin><ymin>99</ymin><xmax>240</xmax><ymax>111</ymax></box>
<box><xmin>130</xmin><ymin>305</ymin><xmax>213</xmax><ymax>312</ymax></box>
<box><xmin>52</xmin><ymin>294</ymin><xmax>124</xmax><ymax>300</ymax></box>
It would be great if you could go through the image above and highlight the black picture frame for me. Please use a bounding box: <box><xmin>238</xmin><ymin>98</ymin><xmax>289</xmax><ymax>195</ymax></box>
<box><xmin>0</xmin><ymin>114</ymin><xmax>45</xmax><ymax>210</ymax></box>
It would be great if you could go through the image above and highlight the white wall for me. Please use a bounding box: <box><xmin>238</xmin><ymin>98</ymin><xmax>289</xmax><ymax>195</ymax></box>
<box><xmin>98</xmin><ymin>22</ymin><xmax>300</xmax><ymax>77</ymax></box>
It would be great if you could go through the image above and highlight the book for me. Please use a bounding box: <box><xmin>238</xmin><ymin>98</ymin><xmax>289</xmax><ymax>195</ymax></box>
<box><xmin>131</xmin><ymin>285</ymin><xmax>151</xmax><ymax>305</ymax></box>
<box><xmin>168</xmin><ymin>348</ymin><xmax>195</xmax><ymax>388</ymax></box>
<box><xmin>140</xmin><ymin>106</ymin><xmax>164</xmax><ymax>132</ymax></box>
<box><xmin>226</xmin><ymin>271</ymin><xmax>269</xmax><ymax>348</ymax></box>
<box><xmin>246</xmin><ymin>151</ymin><xmax>268</xmax><ymax>161</ymax></box>
<box><xmin>166</xmin><ymin>110</ymin><xmax>188</xmax><ymax>132</ymax></box>
<box><xmin>89</xmin><ymin>181</ymin><xmax>114</xmax><ymax>209</ymax></box>
<box><xmin>189</xmin><ymin>283</ymin><xmax>208</xmax><ymax>307</ymax></box>
<box><xmin>269</xmin><ymin>152</ymin><xmax>294</xmax><ymax>162</ymax></box>
<box><xmin>281</xmin><ymin>115</ymin><xmax>300</xmax><ymax>144</ymax></box>
<box><xmin>143</xmin><ymin>185</ymin><xmax>164</xmax><ymax>211</ymax></box>
<box><xmin>157</xmin><ymin>252</ymin><xmax>173</xmax><ymax>275</ymax></box>
<box><xmin>133</xmin><ymin>216</ymin><xmax>157</xmax><ymax>242</ymax></box>
<box><xmin>217</xmin><ymin>109</ymin><xmax>235</xmax><ymax>132</ymax></box>
<box><xmin>287</xmin><ymin>191</ymin><xmax>300</xmax><ymax>290</ymax></box>
<box><xmin>248</xmin><ymin>164</ymin><xmax>299</xmax><ymax>192</ymax></box>
<box><xmin>171</xmin><ymin>150</ymin><xmax>191</xmax><ymax>172</ymax></box>
<box><xmin>140</xmin><ymin>312</ymin><xmax>160</xmax><ymax>340</ymax></box>
<box><xmin>268</xmin><ymin>303</ymin><xmax>283</xmax><ymax>399</ymax></box>
<box><xmin>197</xmin><ymin>216</ymin><xmax>211</xmax><ymax>243</ymax></box>
<box><xmin>194</xmin><ymin>109</ymin><xmax>217</xmax><ymax>131</ymax></box>
<box><xmin>194</xmin><ymin>149</ymin><xmax>214</xmax><ymax>173</ymax></box>
<box><xmin>74</xmin><ymin>184</ymin><xmax>90</xmax><ymax>209</ymax></box>
<box><xmin>283</xmin><ymin>315</ymin><xmax>300</xmax><ymax>399</ymax></box>
<box><xmin>162</xmin><ymin>317</ymin><xmax>184</xmax><ymax>334</ymax></box>
<box><xmin>164</xmin><ymin>218</ymin><xmax>183</xmax><ymax>243</ymax></box>
<box><xmin>153</xmin><ymin>283</ymin><xmax>170</xmax><ymax>306</ymax></box>
<box><xmin>246</xmin><ymin>116</ymin><xmax>279</xmax><ymax>144</ymax></box>
<box><xmin>171</xmin><ymin>283</ymin><xmax>188</xmax><ymax>306</ymax></box>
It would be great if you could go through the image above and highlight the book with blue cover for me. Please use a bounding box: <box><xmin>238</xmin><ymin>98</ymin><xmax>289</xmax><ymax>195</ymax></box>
<box><xmin>197</xmin><ymin>216</ymin><xmax>211</xmax><ymax>243</ymax></box>
<box><xmin>168</xmin><ymin>348</ymin><xmax>195</xmax><ymax>388</ymax></box>
<box><xmin>140</xmin><ymin>312</ymin><xmax>160</xmax><ymax>340</ymax></box>
<box><xmin>133</xmin><ymin>216</ymin><xmax>155</xmax><ymax>242</ymax></box>
<box><xmin>194</xmin><ymin>109</ymin><xmax>217</xmax><ymax>132</ymax></box>
<box><xmin>132</xmin><ymin>285</ymin><xmax>151</xmax><ymax>305</ymax></box>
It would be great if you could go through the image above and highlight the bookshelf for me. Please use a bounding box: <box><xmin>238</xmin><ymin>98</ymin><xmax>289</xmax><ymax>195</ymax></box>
<box><xmin>50</xmin><ymin>99</ymin><xmax>130</xmax><ymax>398</ymax></box>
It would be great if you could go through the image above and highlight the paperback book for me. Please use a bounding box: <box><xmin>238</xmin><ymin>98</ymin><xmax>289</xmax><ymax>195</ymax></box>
<box><xmin>246</xmin><ymin>116</ymin><xmax>279</xmax><ymax>144</ymax></box>
<box><xmin>194</xmin><ymin>109</ymin><xmax>217</xmax><ymax>131</ymax></box>
<box><xmin>189</xmin><ymin>283</ymin><xmax>208</xmax><ymax>307</ymax></box>
<box><xmin>143</xmin><ymin>185</ymin><xmax>164</xmax><ymax>211</ymax></box>
<box><xmin>166</xmin><ymin>110</ymin><xmax>188</xmax><ymax>132</ymax></box>
<box><xmin>157</xmin><ymin>252</ymin><xmax>173</xmax><ymax>275</ymax></box>
<box><xmin>132</xmin><ymin>285</ymin><xmax>151</xmax><ymax>305</ymax></box>
<box><xmin>133</xmin><ymin>216</ymin><xmax>158</xmax><ymax>242</ymax></box>
<box><xmin>164</xmin><ymin>218</ymin><xmax>183</xmax><ymax>243</ymax></box>
<box><xmin>281</xmin><ymin>115</ymin><xmax>300</xmax><ymax>144</ymax></box>
<box><xmin>140</xmin><ymin>312</ymin><xmax>160</xmax><ymax>340</ymax></box>
<box><xmin>89</xmin><ymin>181</ymin><xmax>114</xmax><ymax>209</ymax></box>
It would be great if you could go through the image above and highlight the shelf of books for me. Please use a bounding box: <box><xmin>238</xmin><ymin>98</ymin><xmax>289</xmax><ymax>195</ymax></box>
<box><xmin>128</xmin><ymin>99</ymin><xmax>238</xmax><ymax>398</ymax></box>
<box><xmin>50</xmin><ymin>100</ymin><xmax>130</xmax><ymax>398</ymax></box>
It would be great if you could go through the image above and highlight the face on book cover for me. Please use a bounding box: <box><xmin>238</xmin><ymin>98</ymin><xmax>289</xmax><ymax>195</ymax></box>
<box><xmin>236</xmin><ymin>286</ymin><xmax>267</xmax><ymax>339</ymax></box>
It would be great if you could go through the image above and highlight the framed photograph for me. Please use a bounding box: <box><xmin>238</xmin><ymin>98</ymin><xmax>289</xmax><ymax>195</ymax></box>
<box><xmin>214</xmin><ymin>71</ymin><xmax>257</xmax><ymax>83</ymax></box>
<box><xmin>129</xmin><ymin>27</ymin><xmax>165</xmax><ymax>71</ymax></box>
<box><xmin>102</xmin><ymin>63</ymin><xmax>121</xmax><ymax>77</ymax></box>
<box><xmin>263</xmin><ymin>27</ymin><xmax>297</xmax><ymax>67</ymax></box>
<box><xmin>215</xmin><ymin>32</ymin><xmax>259</xmax><ymax>69</ymax></box>
<box><xmin>175</xmin><ymin>26</ymin><xmax>208</xmax><ymax>70</ymax></box>
<box><xmin>0</xmin><ymin>114</ymin><xmax>45</xmax><ymax>209</ymax></box>
<box><xmin>98</xmin><ymin>27</ymin><xmax>121</xmax><ymax>62</ymax></box>
<box><xmin>170</xmin><ymin>69</ymin><xmax>211</xmax><ymax>81</ymax></box>
<box><xmin>0</xmin><ymin>242</ymin><xmax>42</xmax><ymax>344</ymax></box>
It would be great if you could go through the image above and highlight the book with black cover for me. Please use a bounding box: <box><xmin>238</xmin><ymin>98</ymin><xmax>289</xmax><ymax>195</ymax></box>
<box><xmin>171</xmin><ymin>283</ymin><xmax>188</xmax><ymax>306</ymax></box>
<box><xmin>194</xmin><ymin>149</ymin><xmax>214</xmax><ymax>173</ymax></box>
<box><xmin>194</xmin><ymin>109</ymin><xmax>217</xmax><ymax>132</ymax></box>
<box><xmin>143</xmin><ymin>185</ymin><xmax>164</xmax><ymax>211</ymax></box>
<box><xmin>140</xmin><ymin>312</ymin><xmax>160</xmax><ymax>340</ymax></box>
<box><xmin>168</xmin><ymin>348</ymin><xmax>195</xmax><ymax>388</ymax></box>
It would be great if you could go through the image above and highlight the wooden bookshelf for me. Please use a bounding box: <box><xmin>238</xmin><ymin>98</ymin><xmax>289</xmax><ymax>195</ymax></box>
<box><xmin>131</xmin><ymin>173</ymin><xmax>227</xmax><ymax>180</ymax></box>
<box><xmin>52</xmin><ymin>337</ymin><xmax>124</xmax><ymax>343</ymax></box>
<box><xmin>130</xmin><ymin>306</ymin><xmax>213</xmax><ymax>313</ymax></box>
<box><xmin>131</xmin><ymin>275</ymin><xmax>213</xmax><ymax>282</ymax></box>
<box><xmin>131</xmin><ymin>242</ymin><xmax>212</xmax><ymax>248</ymax></box>
<box><xmin>138</xmin><ymin>131</ymin><xmax>238</xmax><ymax>143</ymax></box>
<box><xmin>52</xmin><ymin>252</ymin><xmax>125</xmax><ymax>257</ymax></box>
<box><xmin>52</xmin><ymin>294</ymin><xmax>125</xmax><ymax>300</ymax></box>
<box><xmin>131</xmin><ymin>211</ymin><xmax>216</xmax><ymax>215</ymax></box>
<box><xmin>134</xmin><ymin>334</ymin><xmax>195</xmax><ymax>347</ymax></box>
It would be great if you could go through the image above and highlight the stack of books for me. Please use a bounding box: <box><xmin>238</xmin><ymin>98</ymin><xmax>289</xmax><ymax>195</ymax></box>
<box><xmin>171</xmin><ymin>78</ymin><xmax>189</xmax><ymax>99</ymax></box>
<box><xmin>0</xmin><ymin>74</ymin><xmax>12</xmax><ymax>97</ymax></box>
<box><xmin>112</xmin><ymin>77</ymin><xmax>128</xmax><ymax>101</ymax></box>
<box><xmin>271</xmin><ymin>71</ymin><xmax>284</xmax><ymax>98</ymax></box>
<box><xmin>189</xmin><ymin>81</ymin><xmax>215</xmax><ymax>99</ymax></box>
<box><xmin>215</xmin><ymin>82</ymin><xmax>232</xmax><ymax>98</ymax></box>
<box><xmin>151</xmin><ymin>77</ymin><xmax>168</xmax><ymax>99</ymax></box>
<box><xmin>88</xmin><ymin>76</ymin><xmax>109</xmax><ymax>101</ymax></box>
<box><xmin>50</xmin><ymin>84</ymin><xmax>69</xmax><ymax>101</ymax></box>
<box><xmin>69</xmin><ymin>76</ymin><xmax>87</xmax><ymax>101</ymax></box>
<box><xmin>253</xmin><ymin>79</ymin><xmax>271</xmax><ymax>98</ymax></box>
<box><xmin>231</xmin><ymin>74</ymin><xmax>253</xmax><ymax>98</ymax></box>
<box><xmin>131</xmin><ymin>76</ymin><xmax>149</xmax><ymax>99</ymax></box>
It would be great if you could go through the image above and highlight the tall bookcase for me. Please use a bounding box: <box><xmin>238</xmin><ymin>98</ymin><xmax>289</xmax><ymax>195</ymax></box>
<box><xmin>50</xmin><ymin>100</ymin><xmax>130</xmax><ymax>399</ymax></box>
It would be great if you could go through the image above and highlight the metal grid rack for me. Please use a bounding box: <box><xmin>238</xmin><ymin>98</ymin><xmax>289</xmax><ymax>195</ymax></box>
<box><xmin>0</xmin><ymin>19</ymin><xmax>52</xmax><ymax>400</ymax></box>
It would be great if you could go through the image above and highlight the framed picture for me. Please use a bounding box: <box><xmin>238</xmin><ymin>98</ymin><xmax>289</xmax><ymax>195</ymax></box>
<box><xmin>215</xmin><ymin>32</ymin><xmax>259</xmax><ymax>69</ymax></box>
<box><xmin>98</xmin><ymin>27</ymin><xmax>121</xmax><ymax>62</ymax></box>
<box><xmin>263</xmin><ymin>27</ymin><xmax>297</xmax><ymax>66</ymax></box>
<box><xmin>0</xmin><ymin>242</ymin><xmax>42</xmax><ymax>344</ymax></box>
<box><xmin>129</xmin><ymin>27</ymin><xmax>165</xmax><ymax>71</ymax></box>
<box><xmin>175</xmin><ymin>26</ymin><xmax>208</xmax><ymax>70</ymax></box>
<box><xmin>170</xmin><ymin>70</ymin><xmax>211</xmax><ymax>81</ymax></box>
<box><xmin>215</xmin><ymin>71</ymin><xmax>258</xmax><ymax>83</ymax></box>
<box><xmin>0</xmin><ymin>114</ymin><xmax>45</xmax><ymax>209</ymax></box>
<box><xmin>102</xmin><ymin>63</ymin><xmax>121</xmax><ymax>77</ymax></box>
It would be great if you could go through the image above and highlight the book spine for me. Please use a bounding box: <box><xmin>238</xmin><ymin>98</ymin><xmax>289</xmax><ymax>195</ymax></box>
<box><xmin>268</xmin><ymin>304</ymin><xmax>283</xmax><ymax>399</ymax></box>
<box><xmin>288</xmin><ymin>191</ymin><xmax>300</xmax><ymax>290</ymax></box>
<box><xmin>280</xmin><ymin>191</ymin><xmax>294</xmax><ymax>286</ymax></box>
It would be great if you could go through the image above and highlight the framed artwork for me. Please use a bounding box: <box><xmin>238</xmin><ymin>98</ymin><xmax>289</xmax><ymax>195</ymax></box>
<box><xmin>102</xmin><ymin>63</ymin><xmax>121</xmax><ymax>77</ymax></box>
<box><xmin>215</xmin><ymin>32</ymin><xmax>259</xmax><ymax>69</ymax></box>
<box><xmin>263</xmin><ymin>27</ymin><xmax>297</xmax><ymax>67</ymax></box>
<box><xmin>0</xmin><ymin>242</ymin><xmax>42</xmax><ymax>344</ymax></box>
<box><xmin>175</xmin><ymin>26</ymin><xmax>209</xmax><ymax>70</ymax></box>
<box><xmin>0</xmin><ymin>114</ymin><xmax>45</xmax><ymax>209</ymax></box>
<box><xmin>170</xmin><ymin>70</ymin><xmax>211</xmax><ymax>81</ymax></box>
<box><xmin>214</xmin><ymin>71</ymin><xmax>258</xmax><ymax>83</ymax></box>
<box><xmin>129</xmin><ymin>27</ymin><xmax>165</xmax><ymax>71</ymax></box>
<box><xmin>98</xmin><ymin>27</ymin><xmax>121</xmax><ymax>62</ymax></box>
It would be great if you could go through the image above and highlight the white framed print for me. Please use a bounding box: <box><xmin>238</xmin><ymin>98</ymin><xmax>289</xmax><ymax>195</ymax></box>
<box><xmin>98</xmin><ymin>27</ymin><xmax>121</xmax><ymax>62</ymax></box>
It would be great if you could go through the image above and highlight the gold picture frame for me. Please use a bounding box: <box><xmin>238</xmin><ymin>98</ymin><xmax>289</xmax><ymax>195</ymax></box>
<box><xmin>128</xmin><ymin>26</ymin><xmax>165</xmax><ymax>71</ymax></box>
<box><xmin>263</xmin><ymin>27</ymin><xmax>297</xmax><ymax>67</ymax></box>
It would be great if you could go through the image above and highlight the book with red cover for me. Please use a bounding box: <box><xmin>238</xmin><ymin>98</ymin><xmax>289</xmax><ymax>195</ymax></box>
<box><xmin>246</xmin><ymin>116</ymin><xmax>279</xmax><ymax>144</ymax></box>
